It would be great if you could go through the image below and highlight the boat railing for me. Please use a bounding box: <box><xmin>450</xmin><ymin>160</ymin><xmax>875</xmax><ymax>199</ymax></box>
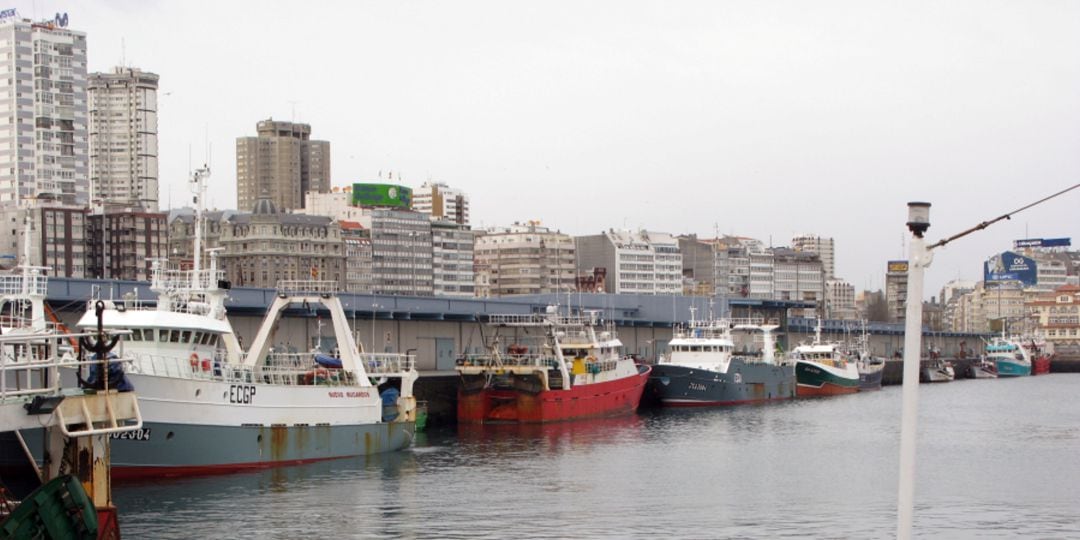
<box><xmin>729</xmin><ymin>317</ymin><xmax>780</xmax><ymax>327</ymax></box>
<box><xmin>360</xmin><ymin>353</ymin><xmax>416</xmax><ymax>375</ymax></box>
<box><xmin>0</xmin><ymin>315</ymin><xmax>62</xmax><ymax>332</ymax></box>
<box><xmin>0</xmin><ymin>270</ymin><xmax>48</xmax><ymax>298</ymax></box>
<box><xmin>129</xmin><ymin>352</ymin><xmax>247</xmax><ymax>382</ymax></box>
<box><xmin>152</xmin><ymin>266</ymin><xmax>225</xmax><ymax>292</ymax></box>
<box><xmin>1</xmin><ymin>347</ymin><xmax>62</xmax><ymax>401</ymax></box>
<box><xmin>276</xmin><ymin>280</ymin><xmax>340</xmax><ymax>296</ymax></box>
<box><xmin>457</xmin><ymin>353</ymin><xmax>560</xmax><ymax>370</ymax></box>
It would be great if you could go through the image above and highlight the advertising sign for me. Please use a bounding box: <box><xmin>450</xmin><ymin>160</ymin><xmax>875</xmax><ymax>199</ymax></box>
<box><xmin>984</xmin><ymin>251</ymin><xmax>1037</xmax><ymax>286</ymax></box>
<box><xmin>1013</xmin><ymin>237</ymin><xmax>1071</xmax><ymax>249</ymax></box>
<box><xmin>350</xmin><ymin>183</ymin><xmax>412</xmax><ymax>208</ymax></box>
<box><xmin>887</xmin><ymin>260</ymin><xmax>909</xmax><ymax>273</ymax></box>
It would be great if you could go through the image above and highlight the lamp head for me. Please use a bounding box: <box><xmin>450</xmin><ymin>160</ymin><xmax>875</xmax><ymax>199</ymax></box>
<box><xmin>906</xmin><ymin>202</ymin><xmax>931</xmax><ymax>238</ymax></box>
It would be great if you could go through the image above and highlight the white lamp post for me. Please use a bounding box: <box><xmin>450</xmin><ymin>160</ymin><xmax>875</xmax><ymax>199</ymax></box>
<box><xmin>897</xmin><ymin>202</ymin><xmax>932</xmax><ymax>539</ymax></box>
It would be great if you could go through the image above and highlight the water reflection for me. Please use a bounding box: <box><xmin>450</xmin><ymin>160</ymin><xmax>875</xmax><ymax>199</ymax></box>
<box><xmin>114</xmin><ymin>376</ymin><xmax>1080</xmax><ymax>539</ymax></box>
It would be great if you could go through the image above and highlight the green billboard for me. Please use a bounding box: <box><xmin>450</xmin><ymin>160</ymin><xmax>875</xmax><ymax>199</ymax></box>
<box><xmin>350</xmin><ymin>183</ymin><xmax>412</xmax><ymax>208</ymax></box>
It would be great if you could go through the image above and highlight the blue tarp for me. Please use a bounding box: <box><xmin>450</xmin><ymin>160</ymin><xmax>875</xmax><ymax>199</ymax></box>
<box><xmin>314</xmin><ymin>354</ymin><xmax>343</xmax><ymax>369</ymax></box>
<box><xmin>86</xmin><ymin>354</ymin><xmax>134</xmax><ymax>392</ymax></box>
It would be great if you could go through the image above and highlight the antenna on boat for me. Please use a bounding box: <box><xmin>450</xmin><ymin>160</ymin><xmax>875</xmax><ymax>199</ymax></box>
<box><xmin>190</xmin><ymin>165</ymin><xmax>210</xmax><ymax>287</ymax></box>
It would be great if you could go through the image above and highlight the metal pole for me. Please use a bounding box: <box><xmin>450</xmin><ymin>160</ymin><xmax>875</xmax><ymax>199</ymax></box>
<box><xmin>897</xmin><ymin>203</ymin><xmax>933</xmax><ymax>539</ymax></box>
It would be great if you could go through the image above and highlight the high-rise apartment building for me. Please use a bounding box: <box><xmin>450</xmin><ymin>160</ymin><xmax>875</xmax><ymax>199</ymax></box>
<box><xmin>0</xmin><ymin>14</ymin><xmax>89</xmax><ymax>208</ymax></box>
<box><xmin>0</xmin><ymin>204</ymin><xmax>87</xmax><ymax>277</ymax></box>
<box><xmin>825</xmin><ymin>278</ymin><xmax>857</xmax><ymax>320</ymax></box>
<box><xmin>236</xmin><ymin>119</ymin><xmax>330</xmax><ymax>212</ymax></box>
<box><xmin>475</xmin><ymin>222</ymin><xmax>575</xmax><ymax>297</ymax></box>
<box><xmin>88</xmin><ymin>66</ymin><xmax>159</xmax><ymax>210</ymax></box>
<box><xmin>772</xmin><ymin>248</ymin><xmax>824</xmax><ymax>308</ymax></box>
<box><xmin>86</xmin><ymin>205</ymin><xmax>167</xmax><ymax>281</ymax></box>
<box><xmin>431</xmin><ymin>219</ymin><xmax>475</xmax><ymax>297</ymax></box>
<box><xmin>366</xmin><ymin>208</ymin><xmax>433</xmax><ymax>296</ymax></box>
<box><xmin>574</xmin><ymin>230</ymin><xmax>683</xmax><ymax>295</ymax></box>
<box><xmin>412</xmin><ymin>181</ymin><xmax>470</xmax><ymax>225</ymax></box>
<box><xmin>792</xmin><ymin>234</ymin><xmax>835</xmax><ymax>280</ymax></box>
<box><xmin>885</xmin><ymin>260</ymin><xmax>909</xmax><ymax>323</ymax></box>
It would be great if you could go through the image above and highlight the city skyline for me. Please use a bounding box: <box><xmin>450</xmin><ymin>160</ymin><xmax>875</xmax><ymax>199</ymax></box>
<box><xmin>11</xmin><ymin>0</ymin><xmax>1079</xmax><ymax>295</ymax></box>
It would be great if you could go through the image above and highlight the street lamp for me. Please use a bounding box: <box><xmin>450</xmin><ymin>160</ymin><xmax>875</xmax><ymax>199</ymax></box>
<box><xmin>897</xmin><ymin>202</ymin><xmax>933</xmax><ymax>540</ymax></box>
<box><xmin>371</xmin><ymin>301</ymin><xmax>382</xmax><ymax>354</ymax></box>
<box><xmin>892</xmin><ymin>185</ymin><xmax>1080</xmax><ymax>539</ymax></box>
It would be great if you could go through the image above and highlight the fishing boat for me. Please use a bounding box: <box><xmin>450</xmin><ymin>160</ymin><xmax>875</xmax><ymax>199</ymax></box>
<box><xmin>71</xmin><ymin>167</ymin><xmax>419</xmax><ymax>478</ymax></box>
<box><xmin>0</xmin><ymin>260</ymin><xmax>143</xmax><ymax>538</ymax></box>
<box><xmin>791</xmin><ymin>321</ymin><xmax>860</xmax><ymax>397</ymax></box>
<box><xmin>648</xmin><ymin>312</ymin><xmax>795</xmax><ymax>406</ymax></box>
<box><xmin>1022</xmin><ymin>337</ymin><xmax>1052</xmax><ymax>375</ymax></box>
<box><xmin>456</xmin><ymin>307</ymin><xmax>650</xmax><ymax>423</ymax></box>
<box><xmin>856</xmin><ymin>354</ymin><xmax>885</xmax><ymax>390</ymax></box>
<box><xmin>920</xmin><ymin>358</ymin><xmax>955</xmax><ymax>383</ymax></box>
<box><xmin>986</xmin><ymin>337</ymin><xmax>1031</xmax><ymax>377</ymax></box>
<box><xmin>968</xmin><ymin>357</ymin><xmax>998</xmax><ymax>379</ymax></box>
<box><xmin>851</xmin><ymin>322</ymin><xmax>884</xmax><ymax>391</ymax></box>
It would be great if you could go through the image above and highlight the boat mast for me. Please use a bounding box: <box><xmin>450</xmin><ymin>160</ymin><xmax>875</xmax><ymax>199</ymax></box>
<box><xmin>190</xmin><ymin>165</ymin><xmax>210</xmax><ymax>288</ymax></box>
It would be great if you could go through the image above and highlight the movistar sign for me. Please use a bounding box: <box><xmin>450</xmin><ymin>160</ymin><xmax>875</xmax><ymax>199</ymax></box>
<box><xmin>1014</xmin><ymin>237</ymin><xmax>1071</xmax><ymax>249</ymax></box>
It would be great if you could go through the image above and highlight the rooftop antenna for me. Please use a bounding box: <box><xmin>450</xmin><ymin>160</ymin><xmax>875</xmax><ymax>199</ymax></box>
<box><xmin>120</xmin><ymin>37</ymin><xmax>126</xmax><ymax>68</ymax></box>
<box><xmin>288</xmin><ymin>100</ymin><xmax>298</xmax><ymax>122</ymax></box>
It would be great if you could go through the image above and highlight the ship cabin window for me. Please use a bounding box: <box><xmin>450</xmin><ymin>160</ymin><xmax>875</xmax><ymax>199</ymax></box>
<box><xmin>181</xmin><ymin>331</ymin><xmax>191</xmax><ymax>343</ymax></box>
<box><xmin>169</xmin><ymin>330</ymin><xmax>180</xmax><ymax>343</ymax></box>
<box><xmin>209</xmin><ymin>335</ymin><xmax>219</xmax><ymax>347</ymax></box>
<box><xmin>131</xmin><ymin>329</ymin><xmax>142</xmax><ymax>341</ymax></box>
<box><xmin>201</xmin><ymin>333</ymin><xmax>211</xmax><ymax>345</ymax></box>
<box><xmin>159</xmin><ymin>329</ymin><xmax>168</xmax><ymax>342</ymax></box>
<box><xmin>192</xmin><ymin>332</ymin><xmax>202</xmax><ymax>345</ymax></box>
<box><xmin>690</xmin><ymin>346</ymin><xmax>701</xmax><ymax>352</ymax></box>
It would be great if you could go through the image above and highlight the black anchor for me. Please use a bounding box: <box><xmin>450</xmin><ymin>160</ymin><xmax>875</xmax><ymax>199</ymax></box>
<box><xmin>78</xmin><ymin>300</ymin><xmax>120</xmax><ymax>391</ymax></box>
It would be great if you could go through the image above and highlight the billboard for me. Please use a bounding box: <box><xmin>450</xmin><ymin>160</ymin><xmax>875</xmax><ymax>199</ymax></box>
<box><xmin>1013</xmin><ymin>237</ymin><xmax>1071</xmax><ymax>249</ymax></box>
<box><xmin>350</xmin><ymin>183</ymin><xmax>412</xmax><ymax>208</ymax></box>
<box><xmin>984</xmin><ymin>251</ymin><xmax>1037</xmax><ymax>285</ymax></box>
<box><xmin>887</xmin><ymin>260</ymin><xmax>909</xmax><ymax>273</ymax></box>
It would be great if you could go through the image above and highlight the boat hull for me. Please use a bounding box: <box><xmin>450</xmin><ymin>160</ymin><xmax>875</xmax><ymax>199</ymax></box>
<box><xmin>49</xmin><ymin>369</ymin><xmax>416</xmax><ymax>479</ymax></box>
<box><xmin>1032</xmin><ymin>355</ymin><xmax>1051</xmax><ymax>375</ymax></box>
<box><xmin>920</xmin><ymin>365</ymin><xmax>955</xmax><ymax>383</ymax></box>
<box><xmin>647</xmin><ymin>361</ymin><xmax>795</xmax><ymax>407</ymax></box>
<box><xmin>458</xmin><ymin>365</ymin><xmax>650</xmax><ymax>423</ymax></box>
<box><xmin>795</xmin><ymin>361</ymin><xmax>859</xmax><ymax>397</ymax></box>
<box><xmin>110</xmin><ymin>421</ymin><xmax>413</xmax><ymax>479</ymax></box>
<box><xmin>968</xmin><ymin>363</ymin><xmax>998</xmax><ymax>379</ymax></box>
<box><xmin>995</xmin><ymin>359</ymin><xmax>1031</xmax><ymax>377</ymax></box>
<box><xmin>858</xmin><ymin>365</ymin><xmax>884</xmax><ymax>391</ymax></box>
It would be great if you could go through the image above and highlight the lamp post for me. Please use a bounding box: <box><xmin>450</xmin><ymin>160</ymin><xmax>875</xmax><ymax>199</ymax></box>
<box><xmin>371</xmin><ymin>301</ymin><xmax>382</xmax><ymax>354</ymax></box>
<box><xmin>897</xmin><ymin>202</ymin><xmax>932</xmax><ymax>540</ymax></box>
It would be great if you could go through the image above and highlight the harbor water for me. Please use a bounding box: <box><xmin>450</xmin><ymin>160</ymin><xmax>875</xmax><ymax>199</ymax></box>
<box><xmin>113</xmin><ymin>375</ymin><xmax>1080</xmax><ymax>538</ymax></box>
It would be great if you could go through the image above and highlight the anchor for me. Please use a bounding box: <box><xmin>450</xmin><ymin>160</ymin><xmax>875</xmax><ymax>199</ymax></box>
<box><xmin>77</xmin><ymin>300</ymin><xmax>122</xmax><ymax>391</ymax></box>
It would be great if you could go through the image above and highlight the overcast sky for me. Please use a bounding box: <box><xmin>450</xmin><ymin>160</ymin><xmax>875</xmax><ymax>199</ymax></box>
<box><xmin>16</xmin><ymin>0</ymin><xmax>1080</xmax><ymax>296</ymax></box>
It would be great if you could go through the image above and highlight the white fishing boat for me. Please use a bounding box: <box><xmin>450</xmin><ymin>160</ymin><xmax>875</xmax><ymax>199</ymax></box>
<box><xmin>1</xmin><ymin>258</ymin><xmax>143</xmax><ymax>537</ymax></box>
<box><xmin>792</xmin><ymin>320</ymin><xmax>860</xmax><ymax>397</ymax></box>
<box><xmin>648</xmin><ymin>310</ymin><xmax>795</xmax><ymax>406</ymax></box>
<box><xmin>920</xmin><ymin>358</ymin><xmax>955</xmax><ymax>383</ymax></box>
<box><xmin>73</xmin><ymin>167</ymin><xmax>418</xmax><ymax>479</ymax></box>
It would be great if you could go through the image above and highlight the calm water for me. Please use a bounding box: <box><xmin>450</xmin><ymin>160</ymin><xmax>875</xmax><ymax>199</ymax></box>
<box><xmin>114</xmin><ymin>375</ymin><xmax>1080</xmax><ymax>539</ymax></box>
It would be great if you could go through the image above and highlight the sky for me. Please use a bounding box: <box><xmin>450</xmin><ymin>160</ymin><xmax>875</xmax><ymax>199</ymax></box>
<box><xmin>14</xmin><ymin>0</ymin><xmax>1080</xmax><ymax>296</ymax></box>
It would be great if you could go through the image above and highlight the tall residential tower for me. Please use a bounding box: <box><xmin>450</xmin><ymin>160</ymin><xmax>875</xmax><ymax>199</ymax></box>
<box><xmin>0</xmin><ymin>13</ymin><xmax>89</xmax><ymax>208</ymax></box>
<box><xmin>88</xmin><ymin>66</ymin><xmax>159</xmax><ymax>210</ymax></box>
<box><xmin>236</xmin><ymin>119</ymin><xmax>330</xmax><ymax>212</ymax></box>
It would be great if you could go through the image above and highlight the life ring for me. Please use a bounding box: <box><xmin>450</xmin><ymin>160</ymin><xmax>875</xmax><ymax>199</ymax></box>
<box><xmin>189</xmin><ymin>353</ymin><xmax>200</xmax><ymax>370</ymax></box>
